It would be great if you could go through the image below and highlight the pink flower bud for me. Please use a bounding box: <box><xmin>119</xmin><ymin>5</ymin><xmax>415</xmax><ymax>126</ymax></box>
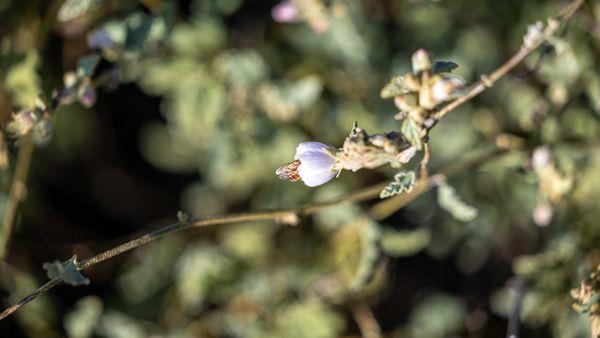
<box><xmin>272</xmin><ymin>1</ymin><xmax>299</xmax><ymax>23</ymax></box>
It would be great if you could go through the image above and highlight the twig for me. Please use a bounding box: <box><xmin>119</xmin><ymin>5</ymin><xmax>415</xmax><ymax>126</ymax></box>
<box><xmin>352</xmin><ymin>303</ymin><xmax>382</xmax><ymax>338</ymax></box>
<box><xmin>430</xmin><ymin>0</ymin><xmax>585</xmax><ymax>126</ymax></box>
<box><xmin>419</xmin><ymin>142</ymin><xmax>430</xmax><ymax>178</ymax></box>
<box><xmin>506</xmin><ymin>278</ymin><xmax>525</xmax><ymax>338</ymax></box>
<box><xmin>369</xmin><ymin>147</ymin><xmax>504</xmax><ymax>220</ymax></box>
<box><xmin>0</xmin><ymin>134</ymin><xmax>35</xmax><ymax>260</ymax></box>
<box><xmin>0</xmin><ymin>146</ymin><xmax>507</xmax><ymax>321</ymax></box>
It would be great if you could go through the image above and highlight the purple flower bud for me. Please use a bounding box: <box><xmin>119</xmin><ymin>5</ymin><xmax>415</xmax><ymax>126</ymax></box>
<box><xmin>272</xmin><ymin>1</ymin><xmax>299</xmax><ymax>23</ymax></box>
<box><xmin>88</xmin><ymin>29</ymin><xmax>115</xmax><ymax>50</ymax></box>
<box><xmin>294</xmin><ymin>142</ymin><xmax>339</xmax><ymax>187</ymax></box>
<box><xmin>78</xmin><ymin>83</ymin><xmax>97</xmax><ymax>108</ymax></box>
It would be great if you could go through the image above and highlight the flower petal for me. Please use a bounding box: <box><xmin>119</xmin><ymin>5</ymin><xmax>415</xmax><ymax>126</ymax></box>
<box><xmin>293</xmin><ymin>142</ymin><xmax>338</xmax><ymax>187</ymax></box>
<box><xmin>298</xmin><ymin>164</ymin><xmax>337</xmax><ymax>187</ymax></box>
<box><xmin>295</xmin><ymin>142</ymin><xmax>331</xmax><ymax>159</ymax></box>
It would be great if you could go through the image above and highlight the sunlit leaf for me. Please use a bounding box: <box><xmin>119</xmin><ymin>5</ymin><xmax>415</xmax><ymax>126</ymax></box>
<box><xmin>437</xmin><ymin>182</ymin><xmax>478</xmax><ymax>222</ymax></box>
<box><xmin>380</xmin><ymin>227</ymin><xmax>431</xmax><ymax>257</ymax></box>
<box><xmin>380</xmin><ymin>171</ymin><xmax>416</xmax><ymax>199</ymax></box>
<box><xmin>58</xmin><ymin>0</ymin><xmax>101</xmax><ymax>22</ymax></box>
<box><xmin>401</xmin><ymin>117</ymin><xmax>424</xmax><ymax>150</ymax></box>
<box><xmin>380</xmin><ymin>76</ymin><xmax>410</xmax><ymax>99</ymax></box>
<box><xmin>64</xmin><ymin>296</ymin><xmax>103</xmax><ymax>338</ymax></box>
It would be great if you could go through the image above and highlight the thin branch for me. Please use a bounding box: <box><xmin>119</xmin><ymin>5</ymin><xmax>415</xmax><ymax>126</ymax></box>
<box><xmin>430</xmin><ymin>0</ymin><xmax>585</xmax><ymax>126</ymax></box>
<box><xmin>419</xmin><ymin>142</ymin><xmax>431</xmax><ymax>178</ymax></box>
<box><xmin>369</xmin><ymin>146</ymin><xmax>504</xmax><ymax>220</ymax></box>
<box><xmin>0</xmin><ymin>146</ymin><xmax>506</xmax><ymax>321</ymax></box>
<box><xmin>352</xmin><ymin>303</ymin><xmax>382</xmax><ymax>338</ymax></box>
<box><xmin>0</xmin><ymin>184</ymin><xmax>386</xmax><ymax>320</ymax></box>
<box><xmin>506</xmin><ymin>278</ymin><xmax>525</xmax><ymax>338</ymax></box>
<box><xmin>0</xmin><ymin>134</ymin><xmax>35</xmax><ymax>260</ymax></box>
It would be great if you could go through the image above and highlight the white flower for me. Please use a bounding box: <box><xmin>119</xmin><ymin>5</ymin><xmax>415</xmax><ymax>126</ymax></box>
<box><xmin>294</xmin><ymin>142</ymin><xmax>339</xmax><ymax>187</ymax></box>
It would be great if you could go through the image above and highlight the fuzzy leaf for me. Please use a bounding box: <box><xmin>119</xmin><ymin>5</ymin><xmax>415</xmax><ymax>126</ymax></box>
<box><xmin>437</xmin><ymin>183</ymin><xmax>478</xmax><ymax>222</ymax></box>
<box><xmin>58</xmin><ymin>0</ymin><xmax>101</xmax><ymax>22</ymax></box>
<box><xmin>380</xmin><ymin>171</ymin><xmax>416</xmax><ymax>199</ymax></box>
<box><xmin>328</xmin><ymin>217</ymin><xmax>381</xmax><ymax>293</ymax></box>
<box><xmin>433</xmin><ymin>61</ymin><xmax>458</xmax><ymax>73</ymax></box>
<box><xmin>43</xmin><ymin>255</ymin><xmax>90</xmax><ymax>286</ymax></box>
<box><xmin>401</xmin><ymin>117</ymin><xmax>424</xmax><ymax>150</ymax></box>
<box><xmin>380</xmin><ymin>228</ymin><xmax>431</xmax><ymax>257</ymax></box>
<box><xmin>76</xmin><ymin>54</ymin><xmax>101</xmax><ymax>78</ymax></box>
<box><xmin>380</xmin><ymin>76</ymin><xmax>409</xmax><ymax>99</ymax></box>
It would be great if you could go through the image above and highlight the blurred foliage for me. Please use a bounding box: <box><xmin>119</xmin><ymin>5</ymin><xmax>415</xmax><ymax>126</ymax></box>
<box><xmin>0</xmin><ymin>0</ymin><xmax>599</xmax><ymax>337</ymax></box>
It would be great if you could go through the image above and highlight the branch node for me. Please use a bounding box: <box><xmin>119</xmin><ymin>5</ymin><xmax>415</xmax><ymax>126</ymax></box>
<box><xmin>480</xmin><ymin>74</ymin><xmax>493</xmax><ymax>88</ymax></box>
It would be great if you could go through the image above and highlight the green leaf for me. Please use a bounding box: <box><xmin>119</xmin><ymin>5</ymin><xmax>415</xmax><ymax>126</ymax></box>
<box><xmin>401</xmin><ymin>117</ymin><xmax>424</xmax><ymax>150</ymax></box>
<box><xmin>380</xmin><ymin>76</ymin><xmax>409</xmax><ymax>99</ymax></box>
<box><xmin>4</xmin><ymin>51</ymin><xmax>41</xmax><ymax>108</ymax></box>
<box><xmin>328</xmin><ymin>216</ymin><xmax>381</xmax><ymax>292</ymax></box>
<box><xmin>76</xmin><ymin>54</ymin><xmax>101</xmax><ymax>78</ymax></box>
<box><xmin>273</xmin><ymin>300</ymin><xmax>345</xmax><ymax>338</ymax></box>
<box><xmin>58</xmin><ymin>0</ymin><xmax>101</xmax><ymax>22</ymax></box>
<box><xmin>380</xmin><ymin>171</ymin><xmax>416</xmax><ymax>199</ymax></box>
<box><xmin>437</xmin><ymin>182</ymin><xmax>478</xmax><ymax>222</ymax></box>
<box><xmin>433</xmin><ymin>61</ymin><xmax>458</xmax><ymax>73</ymax></box>
<box><xmin>43</xmin><ymin>255</ymin><xmax>90</xmax><ymax>286</ymax></box>
<box><xmin>380</xmin><ymin>228</ymin><xmax>431</xmax><ymax>257</ymax></box>
<box><xmin>64</xmin><ymin>296</ymin><xmax>103</xmax><ymax>338</ymax></box>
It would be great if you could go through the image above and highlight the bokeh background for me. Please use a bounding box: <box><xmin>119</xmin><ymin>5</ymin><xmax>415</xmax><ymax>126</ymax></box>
<box><xmin>0</xmin><ymin>0</ymin><xmax>599</xmax><ymax>337</ymax></box>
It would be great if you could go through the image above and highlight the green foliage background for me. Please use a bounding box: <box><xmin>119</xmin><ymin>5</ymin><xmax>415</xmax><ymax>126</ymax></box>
<box><xmin>0</xmin><ymin>0</ymin><xmax>599</xmax><ymax>337</ymax></box>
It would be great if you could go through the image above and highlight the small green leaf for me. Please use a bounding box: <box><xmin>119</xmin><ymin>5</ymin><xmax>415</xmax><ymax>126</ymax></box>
<box><xmin>350</xmin><ymin>121</ymin><xmax>359</xmax><ymax>137</ymax></box>
<box><xmin>380</xmin><ymin>171</ymin><xmax>416</xmax><ymax>198</ymax></box>
<box><xmin>380</xmin><ymin>76</ymin><xmax>409</xmax><ymax>99</ymax></box>
<box><xmin>437</xmin><ymin>183</ymin><xmax>478</xmax><ymax>222</ymax></box>
<box><xmin>380</xmin><ymin>228</ymin><xmax>431</xmax><ymax>257</ymax></box>
<box><xmin>43</xmin><ymin>255</ymin><xmax>90</xmax><ymax>286</ymax></box>
<box><xmin>433</xmin><ymin>61</ymin><xmax>458</xmax><ymax>73</ymax></box>
<box><xmin>401</xmin><ymin>117</ymin><xmax>423</xmax><ymax>150</ymax></box>
<box><xmin>76</xmin><ymin>54</ymin><xmax>101</xmax><ymax>78</ymax></box>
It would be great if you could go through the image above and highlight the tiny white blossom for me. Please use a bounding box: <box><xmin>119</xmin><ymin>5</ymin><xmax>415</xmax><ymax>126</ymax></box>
<box><xmin>294</xmin><ymin>142</ymin><xmax>339</xmax><ymax>187</ymax></box>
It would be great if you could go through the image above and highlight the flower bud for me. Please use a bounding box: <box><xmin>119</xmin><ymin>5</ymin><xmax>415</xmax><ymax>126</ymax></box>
<box><xmin>533</xmin><ymin>201</ymin><xmax>553</xmax><ymax>226</ymax></box>
<box><xmin>277</xmin><ymin>142</ymin><xmax>340</xmax><ymax>187</ymax></box>
<box><xmin>412</xmin><ymin>49</ymin><xmax>432</xmax><ymax>74</ymax></box>
<box><xmin>430</xmin><ymin>75</ymin><xmax>465</xmax><ymax>103</ymax></box>
<box><xmin>272</xmin><ymin>1</ymin><xmax>299</xmax><ymax>23</ymax></box>
<box><xmin>78</xmin><ymin>81</ymin><xmax>97</xmax><ymax>108</ymax></box>
<box><xmin>394</xmin><ymin>93</ymin><xmax>418</xmax><ymax>112</ymax></box>
<box><xmin>7</xmin><ymin>109</ymin><xmax>39</xmax><ymax>137</ymax></box>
